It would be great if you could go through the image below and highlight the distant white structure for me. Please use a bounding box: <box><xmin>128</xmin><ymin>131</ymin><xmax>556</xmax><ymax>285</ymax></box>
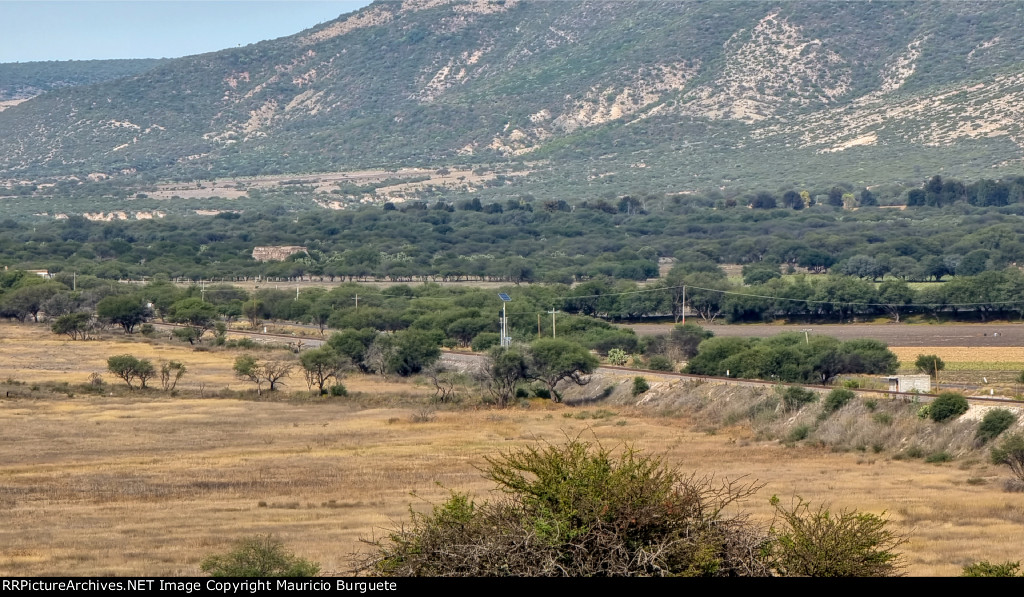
<box><xmin>886</xmin><ymin>374</ymin><xmax>932</xmax><ymax>393</ymax></box>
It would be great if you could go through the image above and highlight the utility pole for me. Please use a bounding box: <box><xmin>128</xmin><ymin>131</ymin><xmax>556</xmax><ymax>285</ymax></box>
<box><xmin>499</xmin><ymin>293</ymin><xmax>511</xmax><ymax>347</ymax></box>
<box><xmin>547</xmin><ymin>308</ymin><xmax>557</xmax><ymax>338</ymax></box>
<box><xmin>681</xmin><ymin>285</ymin><xmax>686</xmax><ymax>324</ymax></box>
<box><xmin>353</xmin><ymin>294</ymin><xmax>359</xmax><ymax>311</ymax></box>
<box><xmin>537</xmin><ymin>313</ymin><xmax>541</xmax><ymax>337</ymax></box>
<box><xmin>501</xmin><ymin>301</ymin><xmax>507</xmax><ymax>346</ymax></box>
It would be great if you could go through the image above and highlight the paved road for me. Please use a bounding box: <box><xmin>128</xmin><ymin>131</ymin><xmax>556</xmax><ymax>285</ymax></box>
<box><xmin>624</xmin><ymin>322</ymin><xmax>1024</xmax><ymax>347</ymax></box>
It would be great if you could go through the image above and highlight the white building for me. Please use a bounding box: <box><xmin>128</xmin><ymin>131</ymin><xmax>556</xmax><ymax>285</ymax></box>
<box><xmin>885</xmin><ymin>374</ymin><xmax>932</xmax><ymax>393</ymax></box>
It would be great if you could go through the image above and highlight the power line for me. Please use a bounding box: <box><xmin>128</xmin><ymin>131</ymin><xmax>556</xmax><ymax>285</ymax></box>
<box><xmin>244</xmin><ymin>278</ymin><xmax>1024</xmax><ymax>316</ymax></box>
<box><xmin>502</xmin><ymin>282</ymin><xmax>1024</xmax><ymax>313</ymax></box>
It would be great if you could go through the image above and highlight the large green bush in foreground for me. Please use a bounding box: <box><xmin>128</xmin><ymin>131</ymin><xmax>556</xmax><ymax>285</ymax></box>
<box><xmin>357</xmin><ymin>439</ymin><xmax>907</xmax><ymax>577</ymax></box>
<box><xmin>201</xmin><ymin>535</ymin><xmax>319</xmax><ymax>577</ymax></box>
<box><xmin>767</xmin><ymin>496</ymin><xmax>906</xmax><ymax>577</ymax></box>
<box><xmin>359</xmin><ymin>438</ymin><xmax>770</xmax><ymax>576</ymax></box>
<box><xmin>962</xmin><ymin>560</ymin><xmax>1022</xmax><ymax>577</ymax></box>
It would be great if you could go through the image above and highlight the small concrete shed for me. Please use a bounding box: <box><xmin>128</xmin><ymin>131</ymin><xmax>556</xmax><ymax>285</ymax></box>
<box><xmin>885</xmin><ymin>374</ymin><xmax>932</xmax><ymax>393</ymax></box>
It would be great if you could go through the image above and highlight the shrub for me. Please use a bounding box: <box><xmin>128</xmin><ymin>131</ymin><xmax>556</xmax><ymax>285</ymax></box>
<box><xmin>990</xmin><ymin>432</ymin><xmax>1024</xmax><ymax>483</ymax></box>
<box><xmin>669</xmin><ymin>322</ymin><xmax>714</xmax><ymax>359</ymax></box>
<box><xmin>925</xmin><ymin>451</ymin><xmax>952</xmax><ymax>463</ymax></box>
<box><xmin>410</xmin><ymin>408</ymin><xmax>436</xmax><ymax>423</ymax></box>
<box><xmin>533</xmin><ymin>387</ymin><xmax>551</xmax><ymax>399</ymax></box>
<box><xmin>159</xmin><ymin>361</ymin><xmax>187</xmax><ymax>392</ymax></box>
<box><xmin>823</xmin><ymin>388</ymin><xmax>855</xmax><ymax>414</ymax></box>
<box><xmin>787</xmin><ymin>424</ymin><xmax>811</xmax><ymax>442</ymax></box>
<box><xmin>781</xmin><ymin>387</ymin><xmax>818</xmax><ymax>411</ymax></box>
<box><xmin>607</xmin><ymin>348</ymin><xmax>629</xmax><ymax>366</ymax></box>
<box><xmin>873</xmin><ymin>412</ymin><xmax>893</xmax><ymax>426</ymax></box>
<box><xmin>975</xmin><ymin>409</ymin><xmax>1017</xmax><ymax>445</ymax></box>
<box><xmin>106</xmin><ymin>354</ymin><xmax>156</xmax><ymax>390</ymax></box>
<box><xmin>200</xmin><ymin>535</ymin><xmax>319</xmax><ymax>577</ymax></box>
<box><xmin>646</xmin><ymin>355</ymin><xmax>673</xmax><ymax>371</ymax></box>
<box><xmin>915</xmin><ymin>354</ymin><xmax>945</xmax><ymax>377</ymax></box>
<box><xmin>357</xmin><ymin>438</ymin><xmax>773</xmax><ymax>577</ymax></box>
<box><xmin>962</xmin><ymin>560</ymin><xmax>1022</xmax><ymax>577</ymax></box>
<box><xmin>768</xmin><ymin>496</ymin><xmax>906</xmax><ymax>577</ymax></box>
<box><xmin>225</xmin><ymin>337</ymin><xmax>258</xmax><ymax>349</ymax></box>
<box><xmin>471</xmin><ymin>332</ymin><xmax>499</xmax><ymax>352</ymax></box>
<box><xmin>929</xmin><ymin>392</ymin><xmax>969</xmax><ymax>422</ymax></box>
<box><xmin>51</xmin><ymin>312</ymin><xmax>93</xmax><ymax>340</ymax></box>
<box><xmin>329</xmin><ymin>383</ymin><xmax>348</xmax><ymax>397</ymax></box>
<box><xmin>632</xmin><ymin>376</ymin><xmax>650</xmax><ymax>397</ymax></box>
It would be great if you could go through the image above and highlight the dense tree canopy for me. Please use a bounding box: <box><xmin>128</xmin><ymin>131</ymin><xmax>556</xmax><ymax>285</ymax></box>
<box><xmin>685</xmin><ymin>333</ymin><xmax>897</xmax><ymax>384</ymax></box>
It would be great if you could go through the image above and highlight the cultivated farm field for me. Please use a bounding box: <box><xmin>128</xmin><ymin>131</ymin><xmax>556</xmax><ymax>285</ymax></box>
<box><xmin>629</xmin><ymin>321</ymin><xmax>1024</xmax><ymax>347</ymax></box>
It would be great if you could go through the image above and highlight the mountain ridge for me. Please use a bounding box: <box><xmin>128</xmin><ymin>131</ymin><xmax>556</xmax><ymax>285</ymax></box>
<box><xmin>1</xmin><ymin>0</ymin><xmax>1023</xmax><ymax>197</ymax></box>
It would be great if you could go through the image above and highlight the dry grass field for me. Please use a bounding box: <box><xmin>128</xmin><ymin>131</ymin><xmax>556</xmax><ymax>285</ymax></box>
<box><xmin>1</xmin><ymin>323</ymin><xmax>244</xmax><ymax>390</ymax></box>
<box><xmin>1</xmin><ymin>322</ymin><xmax>1023</xmax><ymax>577</ymax></box>
<box><xmin>0</xmin><ymin>323</ymin><xmax>418</xmax><ymax>397</ymax></box>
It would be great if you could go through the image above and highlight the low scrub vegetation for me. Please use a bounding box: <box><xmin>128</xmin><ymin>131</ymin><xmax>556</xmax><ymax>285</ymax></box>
<box><xmin>991</xmin><ymin>432</ymin><xmax>1024</xmax><ymax>484</ymax></box>
<box><xmin>767</xmin><ymin>495</ymin><xmax>906</xmax><ymax>577</ymax></box>
<box><xmin>929</xmin><ymin>392</ymin><xmax>970</xmax><ymax>423</ymax></box>
<box><xmin>200</xmin><ymin>535</ymin><xmax>319</xmax><ymax>577</ymax></box>
<box><xmin>961</xmin><ymin>560</ymin><xmax>1023</xmax><ymax>577</ymax></box>
<box><xmin>357</xmin><ymin>438</ymin><xmax>907</xmax><ymax>577</ymax></box>
<box><xmin>975</xmin><ymin>409</ymin><xmax>1017</xmax><ymax>445</ymax></box>
<box><xmin>822</xmin><ymin>388</ymin><xmax>855</xmax><ymax>414</ymax></box>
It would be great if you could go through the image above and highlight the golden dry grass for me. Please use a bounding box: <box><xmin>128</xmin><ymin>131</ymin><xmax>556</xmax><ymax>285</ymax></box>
<box><xmin>1</xmin><ymin>323</ymin><xmax>242</xmax><ymax>389</ymax></box>
<box><xmin>2</xmin><ymin>323</ymin><xmax>1023</xmax><ymax>577</ymax></box>
<box><xmin>0</xmin><ymin>323</ymin><xmax>421</xmax><ymax>397</ymax></box>
<box><xmin>1</xmin><ymin>396</ymin><xmax>1021</xmax><ymax>577</ymax></box>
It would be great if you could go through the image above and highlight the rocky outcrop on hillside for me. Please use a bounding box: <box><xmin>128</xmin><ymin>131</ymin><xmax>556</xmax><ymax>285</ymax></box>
<box><xmin>2</xmin><ymin>1</ymin><xmax>1023</xmax><ymax>191</ymax></box>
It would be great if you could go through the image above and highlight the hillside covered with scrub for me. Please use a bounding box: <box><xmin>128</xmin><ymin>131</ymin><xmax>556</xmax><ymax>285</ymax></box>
<box><xmin>3</xmin><ymin>0</ymin><xmax>1024</xmax><ymax>203</ymax></box>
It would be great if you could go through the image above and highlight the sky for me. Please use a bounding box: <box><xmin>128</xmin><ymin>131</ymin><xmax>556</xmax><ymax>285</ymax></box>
<box><xmin>0</xmin><ymin>1</ymin><xmax>373</xmax><ymax>63</ymax></box>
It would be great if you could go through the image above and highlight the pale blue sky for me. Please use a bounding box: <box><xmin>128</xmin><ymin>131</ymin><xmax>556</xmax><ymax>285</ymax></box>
<box><xmin>1</xmin><ymin>1</ymin><xmax>373</xmax><ymax>63</ymax></box>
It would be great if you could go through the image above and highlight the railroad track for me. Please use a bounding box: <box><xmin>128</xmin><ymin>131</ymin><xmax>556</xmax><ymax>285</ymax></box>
<box><xmin>597</xmin><ymin>364</ymin><xmax>1023</xmax><ymax>406</ymax></box>
<box><xmin>152</xmin><ymin>323</ymin><xmax>1022</xmax><ymax>407</ymax></box>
